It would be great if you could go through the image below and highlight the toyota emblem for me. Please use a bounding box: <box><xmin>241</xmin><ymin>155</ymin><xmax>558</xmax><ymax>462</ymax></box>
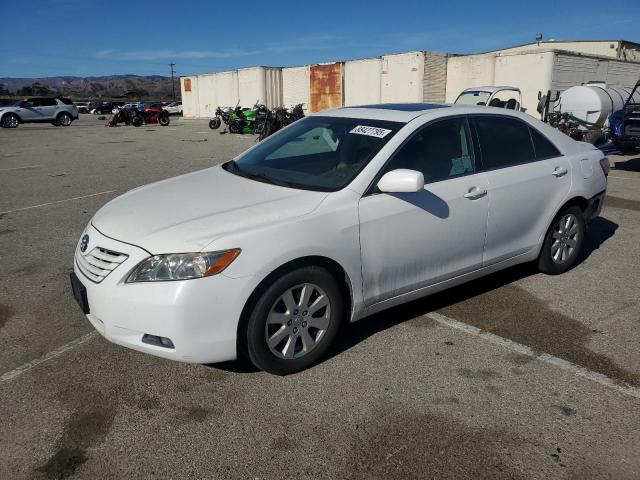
<box><xmin>80</xmin><ymin>234</ymin><xmax>89</xmax><ymax>253</ymax></box>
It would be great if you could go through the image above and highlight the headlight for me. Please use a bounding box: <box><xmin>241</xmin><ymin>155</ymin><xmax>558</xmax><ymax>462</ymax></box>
<box><xmin>126</xmin><ymin>249</ymin><xmax>241</xmax><ymax>283</ymax></box>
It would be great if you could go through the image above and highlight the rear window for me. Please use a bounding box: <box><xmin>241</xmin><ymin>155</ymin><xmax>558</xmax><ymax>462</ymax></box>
<box><xmin>530</xmin><ymin>127</ymin><xmax>561</xmax><ymax>159</ymax></box>
<box><xmin>474</xmin><ymin>116</ymin><xmax>535</xmax><ymax>170</ymax></box>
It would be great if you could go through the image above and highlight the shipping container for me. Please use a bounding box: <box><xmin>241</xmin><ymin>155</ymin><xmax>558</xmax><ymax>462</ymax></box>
<box><xmin>237</xmin><ymin>67</ymin><xmax>283</xmax><ymax>108</ymax></box>
<box><xmin>381</xmin><ymin>52</ymin><xmax>424</xmax><ymax>103</ymax></box>
<box><xmin>180</xmin><ymin>76</ymin><xmax>199</xmax><ymax>118</ymax></box>
<box><xmin>310</xmin><ymin>62</ymin><xmax>344</xmax><ymax>113</ymax></box>
<box><xmin>344</xmin><ymin>58</ymin><xmax>382</xmax><ymax>106</ymax></box>
<box><xmin>282</xmin><ymin>66</ymin><xmax>310</xmax><ymax>112</ymax></box>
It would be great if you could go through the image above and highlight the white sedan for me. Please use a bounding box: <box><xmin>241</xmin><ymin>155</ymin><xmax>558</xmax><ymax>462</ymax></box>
<box><xmin>71</xmin><ymin>103</ymin><xmax>608</xmax><ymax>374</ymax></box>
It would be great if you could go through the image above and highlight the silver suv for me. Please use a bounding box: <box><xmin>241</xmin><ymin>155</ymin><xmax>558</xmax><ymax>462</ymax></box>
<box><xmin>0</xmin><ymin>97</ymin><xmax>79</xmax><ymax>128</ymax></box>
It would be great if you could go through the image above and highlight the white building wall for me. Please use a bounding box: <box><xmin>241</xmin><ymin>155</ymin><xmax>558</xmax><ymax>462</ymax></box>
<box><xmin>196</xmin><ymin>74</ymin><xmax>217</xmax><ymax>118</ymax></box>
<box><xmin>214</xmin><ymin>71</ymin><xmax>239</xmax><ymax>108</ymax></box>
<box><xmin>490</xmin><ymin>41</ymin><xmax>622</xmax><ymax>59</ymax></box>
<box><xmin>493</xmin><ymin>52</ymin><xmax>555</xmax><ymax>114</ymax></box>
<box><xmin>381</xmin><ymin>52</ymin><xmax>425</xmax><ymax>103</ymax></box>
<box><xmin>180</xmin><ymin>76</ymin><xmax>199</xmax><ymax>118</ymax></box>
<box><xmin>445</xmin><ymin>54</ymin><xmax>496</xmax><ymax>103</ymax></box>
<box><xmin>344</xmin><ymin>58</ymin><xmax>381</xmax><ymax>106</ymax></box>
<box><xmin>283</xmin><ymin>66</ymin><xmax>310</xmax><ymax>112</ymax></box>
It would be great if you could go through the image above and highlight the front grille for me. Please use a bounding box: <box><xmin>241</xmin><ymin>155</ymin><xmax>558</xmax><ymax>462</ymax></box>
<box><xmin>76</xmin><ymin>246</ymin><xmax>128</xmax><ymax>283</ymax></box>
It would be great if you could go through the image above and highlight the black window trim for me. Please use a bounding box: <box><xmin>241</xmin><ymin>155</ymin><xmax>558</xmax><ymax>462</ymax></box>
<box><xmin>468</xmin><ymin>113</ymin><xmax>564</xmax><ymax>173</ymax></box>
<box><xmin>363</xmin><ymin>114</ymin><xmax>479</xmax><ymax>196</ymax></box>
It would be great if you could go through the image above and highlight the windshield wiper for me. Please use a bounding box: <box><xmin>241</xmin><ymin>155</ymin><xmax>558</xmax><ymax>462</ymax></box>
<box><xmin>223</xmin><ymin>161</ymin><xmax>292</xmax><ymax>188</ymax></box>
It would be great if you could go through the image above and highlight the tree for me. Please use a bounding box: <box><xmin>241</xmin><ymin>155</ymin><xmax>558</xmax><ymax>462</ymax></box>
<box><xmin>0</xmin><ymin>84</ymin><xmax>9</xmax><ymax>96</ymax></box>
<box><xmin>18</xmin><ymin>85</ymin><xmax>33</xmax><ymax>96</ymax></box>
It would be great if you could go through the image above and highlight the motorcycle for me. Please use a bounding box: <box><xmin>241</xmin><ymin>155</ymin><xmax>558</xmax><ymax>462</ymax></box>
<box><xmin>257</xmin><ymin>104</ymin><xmax>306</xmax><ymax>141</ymax></box>
<box><xmin>209</xmin><ymin>106</ymin><xmax>233</xmax><ymax>129</ymax></box>
<box><xmin>131</xmin><ymin>104</ymin><xmax>170</xmax><ymax>127</ymax></box>
<box><xmin>106</xmin><ymin>107</ymin><xmax>135</xmax><ymax>127</ymax></box>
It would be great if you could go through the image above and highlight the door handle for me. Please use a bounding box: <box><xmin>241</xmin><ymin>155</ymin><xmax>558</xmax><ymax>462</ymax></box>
<box><xmin>552</xmin><ymin>167</ymin><xmax>568</xmax><ymax>177</ymax></box>
<box><xmin>463</xmin><ymin>187</ymin><xmax>487</xmax><ymax>200</ymax></box>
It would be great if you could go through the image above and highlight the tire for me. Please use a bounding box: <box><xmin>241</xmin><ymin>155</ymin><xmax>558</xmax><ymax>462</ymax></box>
<box><xmin>56</xmin><ymin>112</ymin><xmax>73</xmax><ymax>127</ymax></box>
<box><xmin>245</xmin><ymin>266</ymin><xmax>345</xmax><ymax>375</ymax></box>
<box><xmin>538</xmin><ymin>206</ymin><xmax>585</xmax><ymax>275</ymax></box>
<box><xmin>1</xmin><ymin>113</ymin><xmax>20</xmax><ymax>128</ymax></box>
<box><xmin>159</xmin><ymin>114</ymin><xmax>170</xmax><ymax>126</ymax></box>
<box><xmin>131</xmin><ymin>114</ymin><xmax>144</xmax><ymax>127</ymax></box>
<box><xmin>229</xmin><ymin>122</ymin><xmax>242</xmax><ymax>134</ymax></box>
<box><xmin>209</xmin><ymin>117</ymin><xmax>221</xmax><ymax>129</ymax></box>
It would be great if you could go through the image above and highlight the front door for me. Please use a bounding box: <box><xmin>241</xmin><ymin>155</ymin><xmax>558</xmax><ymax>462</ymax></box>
<box><xmin>359</xmin><ymin>117</ymin><xmax>489</xmax><ymax>306</ymax></box>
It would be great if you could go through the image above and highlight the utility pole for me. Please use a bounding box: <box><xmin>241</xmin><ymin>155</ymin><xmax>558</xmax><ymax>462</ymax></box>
<box><xmin>169</xmin><ymin>63</ymin><xmax>176</xmax><ymax>101</ymax></box>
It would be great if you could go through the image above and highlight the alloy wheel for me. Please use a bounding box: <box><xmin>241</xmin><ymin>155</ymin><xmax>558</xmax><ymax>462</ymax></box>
<box><xmin>265</xmin><ymin>283</ymin><xmax>331</xmax><ymax>359</ymax></box>
<box><xmin>551</xmin><ymin>213</ymin><xmax>579</xmax><ymax>264</ymax></box>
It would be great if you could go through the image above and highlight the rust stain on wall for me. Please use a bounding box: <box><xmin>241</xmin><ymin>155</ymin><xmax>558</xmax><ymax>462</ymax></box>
<box><xmin>310</xmin><ymin>63</ymin><xmax>343</xmax><ymax>113</ymax></box>
<box><xmin>183</xmin><ymin>78</ymin><xmax>192</xmax><ymax>92</ymax></box>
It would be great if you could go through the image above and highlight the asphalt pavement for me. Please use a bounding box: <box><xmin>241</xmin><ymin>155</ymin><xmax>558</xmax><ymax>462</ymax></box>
<box><xmin>1</xmin><ymin>115</ymin><xmax>639</xmax><ymax>479</ymax></box>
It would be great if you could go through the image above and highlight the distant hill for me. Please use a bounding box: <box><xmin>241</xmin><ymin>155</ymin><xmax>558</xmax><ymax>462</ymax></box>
<box><xmin>0</xmin><ymin>75</ymin><xmax>179</xmax><ymax>100</ymax></box>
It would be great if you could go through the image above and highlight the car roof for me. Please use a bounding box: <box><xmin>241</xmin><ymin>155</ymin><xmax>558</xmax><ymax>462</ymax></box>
<box><xmin>460</xmin><ymin>86</ymin><xmax>521</xmax><ymax>94</ymax></box>
<box><xmin>317</xmin><ymin>103</ymin><xmax>452</xmax><ymax>122</ymax></box>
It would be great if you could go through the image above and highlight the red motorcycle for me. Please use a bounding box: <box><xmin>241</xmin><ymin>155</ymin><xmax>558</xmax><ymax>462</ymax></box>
<box><xmin>131</xmin><ymin>104</ymin><xmax>170</xmax><ymax>127</ymax></box>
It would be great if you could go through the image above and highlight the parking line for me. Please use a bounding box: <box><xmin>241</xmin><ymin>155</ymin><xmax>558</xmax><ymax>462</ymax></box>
<box><xmin>426</xmin><ymin>312</ymin><xmax>640</xmax><ymax>400</ymax></box>
<box><xmin>0</xmin><ymin>164</ymin><xmax>42</xmax><ymax>172</ymax></box>
<box><xmin>0</xmin><ymin>332</ymin><xmax>97</xmax><ymax>385</ymax></box>
<box><xmin>609</xmin><ymin>175</ymin><xmax>638</xmax><ymax>181</ymax></box>
<box><xmin>0</xmin><ymin>190</ymin><xmax>116</xmax><ymax>215</ymax></box>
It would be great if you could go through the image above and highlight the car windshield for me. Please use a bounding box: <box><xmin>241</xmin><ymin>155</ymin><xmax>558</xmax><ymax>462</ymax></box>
<box><xmin>225</xmin><ymin>116</ymin><xmax>403</xmax><ymax>192</ymax></box>
<box><xmin>456</xmin><ymin>91</ymin><xmax>492</xmax><ymax>106</ymax></box>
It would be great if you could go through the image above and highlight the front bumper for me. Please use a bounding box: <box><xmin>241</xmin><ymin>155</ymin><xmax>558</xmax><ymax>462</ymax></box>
<box><xmin>72</xmin><ymin>224</ymin><xmax>254</xmax><ymax>364</ymax></box>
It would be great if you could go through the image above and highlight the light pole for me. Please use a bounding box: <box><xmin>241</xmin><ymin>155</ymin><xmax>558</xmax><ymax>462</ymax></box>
<box><xmin>169</xmin><ymin>63</ymin><xmax>176</xmax><ymax>101</ymax></box>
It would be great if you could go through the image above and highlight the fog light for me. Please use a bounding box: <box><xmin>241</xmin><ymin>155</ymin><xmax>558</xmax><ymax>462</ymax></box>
<box><xmin>142</xmin><ymin>334</ymin><xmax>175</xmax><ymax>349</ymax></box>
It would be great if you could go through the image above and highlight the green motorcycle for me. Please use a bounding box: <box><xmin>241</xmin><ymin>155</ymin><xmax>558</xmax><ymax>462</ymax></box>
<box><xmin>226</xmin><ymin>103</ymin><xmax>268</xmax><ymax>134</ymax></box>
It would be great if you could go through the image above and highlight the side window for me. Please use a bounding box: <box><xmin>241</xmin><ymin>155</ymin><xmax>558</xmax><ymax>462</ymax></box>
<box><xmin>474</xmin><ymin>116</ymin><xmax>535</xmax><ymax>170</ymax></box>
<box><xmin>530</xmin><ymin>127</ymin><xmax>561</xmax><ymax>159</ymax></box>
<box><xmin>41</xmin><ymin>98</ymin><xmax>57</xmax><ymax>106</ymax></box>
<box><xmin>30</xmin><ymin>98</ymin><xmax>43</xmax><ymax>107</ymax></box>
<box><xmin>385</xmin><ymin>117</ymin><xmax>475</xmax><ymax>183</ymax></box>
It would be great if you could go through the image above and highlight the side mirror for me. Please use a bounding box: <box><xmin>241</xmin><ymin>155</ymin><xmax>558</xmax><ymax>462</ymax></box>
<box><xmin>377</xmin><ymin>169</ymin><xmax>424</xmax><ymax>193</ymax></box>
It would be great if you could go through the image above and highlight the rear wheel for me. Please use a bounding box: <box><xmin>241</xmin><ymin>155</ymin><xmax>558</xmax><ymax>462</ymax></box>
<box><xmin>1</xmin><ymin>113</ymin><xmax>19</xmax><ymax>128</ymax></box>
<box><xmin>245</xmin><ymin>266</ymin><xmax>344</xmax><ymax>375</ymax></box>
<box><xmin>538</xmin><ymin>206</ymin><xmax>585</xmax><ymax>275</ymax></box>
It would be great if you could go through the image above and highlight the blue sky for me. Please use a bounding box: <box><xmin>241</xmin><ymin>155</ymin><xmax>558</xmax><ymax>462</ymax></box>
<box><xmin>1</xmin><ymin>0</ymin><xmax>639</xmax><ymax>78</ymax></box>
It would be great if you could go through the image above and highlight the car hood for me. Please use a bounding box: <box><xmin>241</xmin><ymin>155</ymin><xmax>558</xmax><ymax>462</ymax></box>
<box><xmin>92</xmin><ymin>165</ymin><xmax>329</xmax><ymax>253</ymax></box>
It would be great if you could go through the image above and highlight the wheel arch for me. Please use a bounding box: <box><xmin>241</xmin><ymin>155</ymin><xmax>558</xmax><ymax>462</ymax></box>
<box><xmin>235</xmin><ymin>255</ymin><xmax>354</xmax><ymax>358</ymax></box>
<box><xmin>536</xmin><ymin>195</ymin><xmax>589</xmax><ymax>258</ymax></box>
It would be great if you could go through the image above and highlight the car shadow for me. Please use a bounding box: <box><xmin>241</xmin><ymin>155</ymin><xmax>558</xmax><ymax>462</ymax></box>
<box><xmin>612</xmin><ymin>156</ymin><xmax>640</xmax><ymax>172</ymax></box>
<box><xmin>208</xmin><ymin>215</ymin><xmax>618</xmax><ymax>374</ymax></box>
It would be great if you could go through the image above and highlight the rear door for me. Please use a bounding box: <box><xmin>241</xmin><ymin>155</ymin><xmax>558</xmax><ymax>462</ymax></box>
<box><xmin>18</xmin><ymin>99</ymin><xmax>41</xmax><ymax>121</ymax></box>
<box><xmin>39</xmin><ymin>98</ymin><xmax>59</xmax><ymax>119</ymax></box>
<box><xmin>472</xmin><ymin>115</ymin><xmax>571</xmax><ymax>265</ymax></box>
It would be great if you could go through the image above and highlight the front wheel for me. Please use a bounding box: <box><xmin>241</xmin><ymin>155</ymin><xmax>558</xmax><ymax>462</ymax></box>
<box><xmin>1</xmin><ymin>113</ymin><xmax>19</xmax><ymax>128</ymax></box>
<box><xmin>245</xmin><ymin>267</ymin><xmax>344</xmax><ymax>375</ymax></box>
<box><xmin>131</xmin><ymin>114</ymin><xmax>144</xmax><ymax>127</ymax></box>
<box><xmin>538</xmin><ymin>206</ymin><xmax>585</xmax><ymax>275</ymax></box>
<box><xmin>209</xmin><ymin>117</ymin><xmax>221</xmax><ymax>129</ymax></box>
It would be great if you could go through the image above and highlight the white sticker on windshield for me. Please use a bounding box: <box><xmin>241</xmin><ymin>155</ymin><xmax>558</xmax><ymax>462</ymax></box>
<box><xmin>349</xmin><ymin>125</ymin><xmax>392</xmax><ymax>138</ymax></box>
